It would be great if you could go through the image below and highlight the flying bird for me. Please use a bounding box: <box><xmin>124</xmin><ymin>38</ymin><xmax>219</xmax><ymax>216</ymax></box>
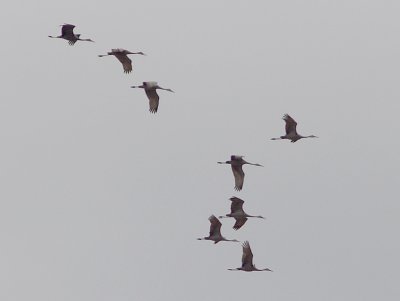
<box><xmin>228</xmin><ymin>241</ymin><xmax>272</xmax><ymax>272</ymax></box>
<box><xmin>271</xmin><ymin>114</ymin><xmax>318</xmax><ymax>143</ymax></box>
<box><xmin>218</xmin><ymin>155</ymin><xmax>263</xmax><ymax>191</ymax></box>
<box><xmin>219</xmin><ymin>197</ymin><xmax>265</xmax><ymax>230</ymax></box>
<box><xmin>48</xmin><ymin>24</ymin><xmax>94</xmax><ymax>45</ymax></box>
<box><xmin>98</xmin><ymin>49</ymin><xmax>145</xmax><ymax>74</ymax></box>
<box><xmin>197</xmin><ymin>215</ymin><xmax>239</xmax><ymax>244</ymax></box>
<box><xmin>131</xmin><ymin>82</ymin><xmax>174</xmax><ymax>113</ymax></box>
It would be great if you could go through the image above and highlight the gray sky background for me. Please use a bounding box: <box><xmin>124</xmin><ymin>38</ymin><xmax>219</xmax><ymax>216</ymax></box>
<box><xmin>1</xmin><ymin>1</ymin><xmax>399</xmax><ymax>300</ymax></box>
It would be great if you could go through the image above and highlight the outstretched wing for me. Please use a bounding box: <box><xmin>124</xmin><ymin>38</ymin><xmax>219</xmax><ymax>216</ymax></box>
<box><xmin>233</xmin><ymin>217</ymin><xmax>248</xmax><ymax>230</ymax></box>
<box><xmin>241</xmin><ymin>241</ymin><xmax>254</xmax><ymax>268</ymax></box>
<box><xmin>145</xmin><ymin>89</ymin><xmax>160</xmax><ymax>113</ymax></box>
<box><xmin>283</xmin><ymin>114</ymin><xmax>297</xmax><ymax>135</ymax></box>
<box><xmin>61</xmin><ymin>24</ymin><xmax>75</xmax><ymax>36</ymax></box>
<box><xmin>230</xmin><ymin>197</ymin><xmax>244</xmax><ymax>213</ymax></box>
<box><xmin>114</xmin><ymin>53</ymin><xmax>132</xmax><ymax>73</ymax></box>
<box><xmin>231</xmin><ymin>165</ymin><xmax>244</xmax><ymax>191</ymax></box>
<box><xmin>208</xmin><ymin>215</ymin><xmax>222</xmax><ymax>237</ymax></box>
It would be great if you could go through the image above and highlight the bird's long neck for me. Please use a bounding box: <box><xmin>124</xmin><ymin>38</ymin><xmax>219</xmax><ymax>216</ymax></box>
<box><xmin>158</xmin><ymin>87</ymin><xmax>174</xmax><ymax>93</ymax></box>
<box><xmin>218</xmin><ymin>161</ymin><xmax>232</xmax><ymax>164</ymax></box>
<box><xmin>244</xmin><ymin>162</ymin><xmax>262</xmax><ymax>167</ymax></box>
<box><xmin>222</xmin><ymin>238</ymin><xmax>238</xmax><ymax>242</ymax></box>
<box><xmin>246</xmin><ymin>214</ymin><xmax>265</xmax><ymax>219</ymax></box>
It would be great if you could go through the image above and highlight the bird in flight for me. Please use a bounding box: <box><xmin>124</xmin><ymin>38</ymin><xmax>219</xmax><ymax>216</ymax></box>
<box><xmin>271</xmin><ymin>114</ymin><xmax>318</xmax><ymax>143</ymax></box>
<box><xmin>228</xmin><ymin>241</ymin><xmax>272</xmax><ymax>272</ymax></box>
<box><xmin>218</xmin><ymin>155</ymin><xmax>263</xmax><ymax>191</ymax></box>
<box><xmin>131</xmin><ymin>82</ymin><xmax>174</xmax><ymax>113</ymax></box>
<box><xmin>98</xmin><ymin>48</ymin><xmax>145</xmax><ymax>74</ymax></box>
<box><xmin>219</xmin><ymin>197</ymin><xmax>265</xmax><ymax>230</ymax></box>
<box><xmin>197</xmin><ymin>215</ymin><xmax>239</xmax><ymax>244</ymax></box>
<box><xmin>49</xmin><ymin>24</ymin><xmax>94</xmax><ymax>45</ymax></box>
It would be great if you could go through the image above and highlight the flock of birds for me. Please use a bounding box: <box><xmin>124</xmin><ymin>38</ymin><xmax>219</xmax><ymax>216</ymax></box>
<box><xmin>49</xmin><ymin>23</ymin><xmax>318</xmax><ymax>272</ymax></box>
<box><xmin>49</xmin><ymin>24</ymin><xmax>174</xmax><ymax>113</ymax></box>
<box><xmin>200</xmin><ymin>118</ymin><xmax>317</xmax><ymax>271</ymax></box>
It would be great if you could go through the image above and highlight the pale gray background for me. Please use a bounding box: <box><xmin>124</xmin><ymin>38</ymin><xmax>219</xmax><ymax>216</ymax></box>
<box><xmin>0</xmin><ymin>1</ymin><xmax>399</xmax><ymax>300</ymax></box>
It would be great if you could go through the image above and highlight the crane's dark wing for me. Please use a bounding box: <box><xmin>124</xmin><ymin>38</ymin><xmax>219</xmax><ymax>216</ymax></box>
<box><xmin>145</xmin><ymin>89</ymin><xmax>160</xmax><ymax>113</ymax></box>
<box><xmin>61</xmin><ymin>24</ymin><xmax>75</xmax><ymax>36</ymax></box>
<box><xmin>208</xmin><ymin>215</ymin><xmax>222</xmax><ymax>237</ymax></box>
<box><xmin>230</xmin><ymin>197</ymin><xmax>244</xmax><ymax>213</ymax></box>
<box><xmin>114</xmin><ymin>53</ymin><xmax>132</xmax><ymax>73</ymax></box>
<box><xmin>233</xmin><ymin>217</ymin><xmax>248</xmax><ymax>230</ymax></box>
<box><xmin>241</xmin><ymin>241</ymin><xmax>254</xmax><ymax>268</ymax></box>
<box><xmin>283</xmin><ymin>114</ymin><xmax>298</xmax><ymax>135</ymax></box>
<box><xmin>231</xmin><ymin>165</ymin><xmax>244</xmax><ymax>191</ymax></box>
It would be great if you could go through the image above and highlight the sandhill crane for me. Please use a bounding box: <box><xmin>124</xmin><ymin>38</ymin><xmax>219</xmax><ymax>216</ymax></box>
<box><xmin>98</xmin><ymin>49</ymin><xmax>145</xmax><ymax>74</ymax></box>
<box><xmin>197</xmin><ymin>215</ymin><xmax>239</xmax><ymax>244</ymax></box>
<box><xmin>271</xmin><ymin>114</ymin><xmax>318</xmax><ymax>143</ymax></box>
<box><xmin>218</xmin><ymin>155</ymin><xmax>263</xmax><ymax>191</ymax></box>
<box><xmin>219</xmin><ymin>197</ymin><xmax>265</xmax><ymax>230</ymax></box>
<box><xmin>48</xmin><ymin>24</ymin><xmax>94</xmax><ymax>45</ymax></box>
<box><xmin>131</xmin><ymin>82</ymin><xmax>174</xmax><ymax>113</ymax></box>
<box><xmin>228</xmin><ymin>241</ymin><xmax>272</xmax><ymax>272</ymax></box>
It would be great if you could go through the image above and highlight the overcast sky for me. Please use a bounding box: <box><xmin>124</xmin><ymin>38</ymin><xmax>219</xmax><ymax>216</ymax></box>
<box><xmin>1</xmin><ymin>1</ymin><xmax>399</xmax><ymax>300</ymax></box>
